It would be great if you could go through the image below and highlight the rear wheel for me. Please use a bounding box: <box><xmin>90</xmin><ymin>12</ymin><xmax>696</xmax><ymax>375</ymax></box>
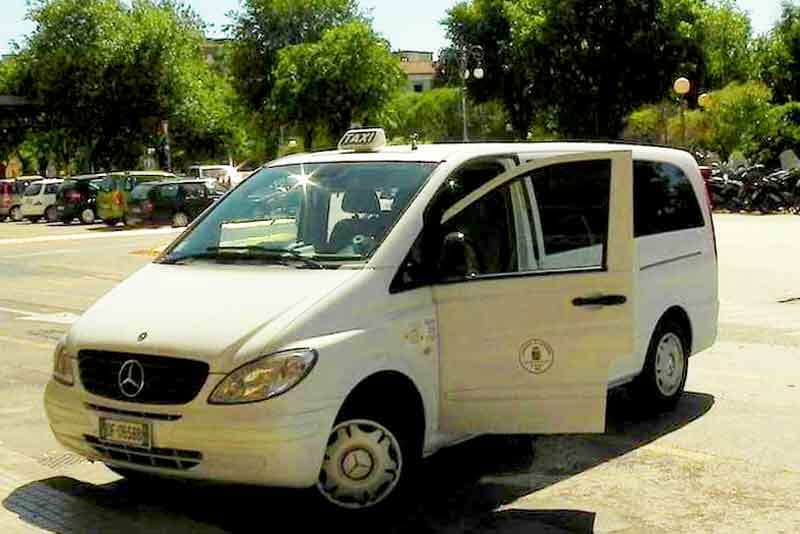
<box><xmin>172</xmin><ymin>211</ymin><xmax>189</xmax><ymax>227</ymax></box>
<box><xmin>80</xmin><ymin>208</ymin><xmax>96</xmax><ymax>224</ymax></box>
<box><xmin>45</xmin><ymin>206</ymin><xmax>57</xmax><ymax>223</ymax></box>
<box><xmin>9</xmin><ymin>206</ymin><xmax>22</xmax><ymax>222</ymax></box>
<box><xmin>629</xmin><ymin>319</ymin><xmax>689</xmax><ymax>412</ymax></box>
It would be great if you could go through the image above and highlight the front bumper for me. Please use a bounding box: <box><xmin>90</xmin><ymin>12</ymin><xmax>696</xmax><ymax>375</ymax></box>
<box><xmin>44</xmin><ymin>376</ymin><xmax>339</xmax><ymax>488</ymax></box>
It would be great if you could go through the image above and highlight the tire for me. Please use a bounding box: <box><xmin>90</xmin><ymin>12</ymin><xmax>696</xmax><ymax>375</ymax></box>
<box><xmin>314</xmin><ymin>408</ymin><xmax>419</xmax><ymax>513</ymax></box>
<box><xmin>9</xmin><ymin>206</ymin><xmax>22</xmax><ymax>222</ymax></box>
<box><xmin>629</xmin><ymin>319</ymin><xmax>689</xmax><ymax>413</ymax></box>
<box><xmin>172</xmin><ymin>211</ymin><xmax>189</xmax><ymax>228</ymax></box>
<box><xmin>45</xmin><ymin>206</ymin><xmax>57</xmax><ymax>223</ymax></box>
<box><xmin>80</xmin><ymin>208</ymin><xmax>96</xmax><ymax>224</ymax></box>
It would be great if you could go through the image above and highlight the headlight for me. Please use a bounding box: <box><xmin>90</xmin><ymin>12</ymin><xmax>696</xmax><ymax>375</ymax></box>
<box><xmin>208</xmin><ymin>349</ymin><xmax>317</xmax><ymax>404</ymax></box>
<box><xmin>53</xmin><ymin>346</ymin><xmax>75</xmax><ymax>386</ymax></box>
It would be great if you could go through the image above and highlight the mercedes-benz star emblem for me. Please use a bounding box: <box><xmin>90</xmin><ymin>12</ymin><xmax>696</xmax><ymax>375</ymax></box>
<box><xmin>137</xmin><ymin>332</ymin><xmax>148</xmax><ymax>342</ymax></box>
<box><xmin>118</xmin><ymin>360</ymin><xmax>145</xmax><ymax>398</ymax></box>
<box><xmin>341</xmin><ymin>449</ymin><xmax>374</xmax><ymax>481</ymax></box>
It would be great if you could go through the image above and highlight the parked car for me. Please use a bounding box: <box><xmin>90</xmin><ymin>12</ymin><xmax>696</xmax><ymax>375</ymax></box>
<box><xmin>188</xmin><ymin>165</ymin><xmax>241</xmax><ymax>186</ymax></box>
<box><xmin>96</xmin><ymin>171</ymin><xmax>177</xmax><ymax>226</ymax></box>
<box><xmin>44</xmin><ymin>128</ymin><xmax>718</xmax><ymax>512</ymax></box>
<box><xmin>125</xmin><ymin>179</ymin><xmax>228</xmax><ymax>227</ymax></box>
<box><xmin>55</xmin><ymin>174</ymin><xmax>106</xmax><ymax>225</ymax></box>
<box><xmin>20</xmin><ymin>178</ymin><xmax>63</xmax><ymax>223</ymax></box>
<box><xmin>0</xmin><ymin>176</ymin><xmax>43</xmax><ymax>222</ymax></box>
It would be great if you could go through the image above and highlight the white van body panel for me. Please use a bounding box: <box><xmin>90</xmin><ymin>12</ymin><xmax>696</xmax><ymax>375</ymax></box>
<box><xmin>44</xmin><ymin>141</ymin><xmax>718</xmax><ymax>488</ymax></box>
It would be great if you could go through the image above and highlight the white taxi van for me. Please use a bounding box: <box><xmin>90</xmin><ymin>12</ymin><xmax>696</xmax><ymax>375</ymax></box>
<box><xmin>45</xmin><ymin>129</ymin><xmax>717</xmax><ymax>510</ymax></box>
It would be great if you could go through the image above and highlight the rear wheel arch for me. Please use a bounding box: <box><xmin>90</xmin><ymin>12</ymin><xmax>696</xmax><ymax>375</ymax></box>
<box><xmin>658</xmin><ymin>306</ymin><xmax>693</xmax><ymax>355</ymax></box>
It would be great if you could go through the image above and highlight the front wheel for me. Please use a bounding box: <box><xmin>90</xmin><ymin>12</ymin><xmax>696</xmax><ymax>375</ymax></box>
<box><xmin>45</xmin><ymin>206</ymin><xmax>58</xmax><ymax>223</ymax></box>
<box><xmin>9</xmin><ymin>206</ymin><xmax>22</xmax><ymax>222</ymax></box>
<box><xmin>629</xmin><ymin>319</ymin><xmax>689</xmax><ymax>412</ymax></box>
<box><xmin>315</xmin><ymin>416</ymin><xmax>414</xmax><ymax>512</ymax></box>
<box><xmin>172</xmin><ymin>211</ymin><xmax>189</xmax><ymax>227</ymax></box>
<box><xmin>80</xmin><ymin>208</ymin><xmax>96</xmax><ymax>224</ymax></box>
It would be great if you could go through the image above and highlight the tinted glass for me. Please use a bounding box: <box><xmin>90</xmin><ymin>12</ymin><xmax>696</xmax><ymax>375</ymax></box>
<box><xmin>99</xmin><ymin>176</ymin><xmax>116</xmax><ymax>192</ymax></box>
<box><xmin>182</xmin><ymin>183</ymin><xmax>205</xmax><ymax>199</ymax></box>
<box><xmin>532</xmin><ymin>160</ymin><xmax>610</xmax><ymax>269</ymax></box>
<box><xmin>439</xmin><ymin>181</ymin><xmax>518</xmax><ymax>279</ymax></box>
<box><xmin>130</xmin><ymin>184</ymin><xmax>155</xmax><ymax>201</ymax></box>
<box><xmin>157</xmin><ymin>184</ymin><xmax>180</xmax><ymax>200</ymax></box>
<box><xmin>634</xmin><ymin>161</ymin><xmax>705</xmax><ymax>237</ymax></box>
<box><xmin>44</xmin><ymin>183</ymin><xmax>60</xmax><ymax>194</ymax></box>
<box><xmin>24</xmin><ymin>184</ymin><xmax>42</xmax><ymax>196</ymax></box>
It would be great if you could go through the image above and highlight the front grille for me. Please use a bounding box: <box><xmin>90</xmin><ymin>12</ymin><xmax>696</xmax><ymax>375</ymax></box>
<box><xmin>84</xmin><ymin>435</ymin><xmax>202</xmax><ymax>470</ymax></box>
<box><xmin>78</xmin><ymin>350</ymin><xmax>209</xmax><ymax>405</ymax></box>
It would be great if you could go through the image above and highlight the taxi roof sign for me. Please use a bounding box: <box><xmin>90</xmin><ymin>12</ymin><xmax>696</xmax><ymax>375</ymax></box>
<box><xmin>338</xmin><ymin>128</ymin><xmax>387</xmax><ymax>152</ymax></box>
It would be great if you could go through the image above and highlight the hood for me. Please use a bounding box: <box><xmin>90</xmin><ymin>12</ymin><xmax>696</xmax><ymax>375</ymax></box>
<box><xmin>69</xmin><ymin>263</ymin><xmax>360</xmax><ymax>372</ymax></box>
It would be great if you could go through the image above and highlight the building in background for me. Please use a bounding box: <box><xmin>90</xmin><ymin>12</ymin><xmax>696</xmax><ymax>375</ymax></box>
<box><xmin>394</xmin><ymin>50</ymin><xmax>435</xmax><ymax>93</ymax></box>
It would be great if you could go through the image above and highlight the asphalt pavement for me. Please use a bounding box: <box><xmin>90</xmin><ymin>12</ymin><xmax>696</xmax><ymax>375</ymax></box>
<box><xmin>0</xmin><ymin>216</ymin><xmax>799</xmax><ymax>533</ymax></box>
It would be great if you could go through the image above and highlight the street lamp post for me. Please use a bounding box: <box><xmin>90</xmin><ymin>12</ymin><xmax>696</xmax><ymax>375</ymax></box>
<box><xmin>440</xmin><ymin>45</ymin><xmax>485</xmax><ymax>142</ymax></box>
<box><xmin>673</xmin><ymin>77</ymin><xmax>691</xmax><ymax>148</ymax></box>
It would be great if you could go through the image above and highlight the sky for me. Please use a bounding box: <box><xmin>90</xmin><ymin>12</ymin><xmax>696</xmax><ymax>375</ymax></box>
<box><xmin>0</xmin><ymin>0</ymin><xmax>791</xmax><ymax>56</ymax></box>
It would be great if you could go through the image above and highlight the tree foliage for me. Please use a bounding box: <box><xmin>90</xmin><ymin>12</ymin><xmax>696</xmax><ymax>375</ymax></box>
<box><xmin>385</xmin><ymin>88</ymin><xmax>510</xmax><ymax>143</ymax></box>
<box><xmin>756</xmin><ymin>3</ymin><xmax>800</xmax><ymax>104</ymax></box>
<box><xmin>4</xmin><ymin>0</ymin><xmax>244</xmax><ymax>171</ymax></box>
<box><xmin>270</xmin><ymin>21</ymin><xmax>404</xmax><ymax>149</ymax></box>
<box><xmin>444</xmin><ymin>0</ymin><xmax>706</xmax><ymax>139</ymax></box>
<box><xmin>227</xmin><ymin>0</ymin><xmax>361</xmax><ymax>112</ymax></box>
<box><xmin>701</xmin><ymin>81</ymin><xmax>774</xmax><ymax>161</ymax></box>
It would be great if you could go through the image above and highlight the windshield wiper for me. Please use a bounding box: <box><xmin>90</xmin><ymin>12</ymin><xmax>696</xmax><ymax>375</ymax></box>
<box><xmin>204</xmin><ymin>246</ymin><xmax>326</xmax><ymax>269</ymax></box>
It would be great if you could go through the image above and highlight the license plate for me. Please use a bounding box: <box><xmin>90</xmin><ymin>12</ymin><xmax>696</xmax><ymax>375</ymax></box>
<box><xmin>99</xmin><ymin>418</ymin><xmax>151</xmax><ymax>448</ymax></box>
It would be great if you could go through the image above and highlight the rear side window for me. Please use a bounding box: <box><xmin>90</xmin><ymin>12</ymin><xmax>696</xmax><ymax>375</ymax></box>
<box><xmin>533</xmin><ymin>160</ymin><xmax>611</xmax><ymax>263</ymax></box>
<box><xmin>45</xmin><ymin>183</ymin><xmax>60</xmax><ymax>194</ymax></box>
<box><xmin>634</xmin><ymin>161</ymin><xmax>705</xmax><ymax>237</ymax></box>
<box><xmin>25</xmin><ymin>184</ymin><xmax>42</xmax><ymax>196</ymax></box>
<box><xmin>182</xmin><ymin>183</ymin><xmax>205</xmax><ymax>199</ymax></box>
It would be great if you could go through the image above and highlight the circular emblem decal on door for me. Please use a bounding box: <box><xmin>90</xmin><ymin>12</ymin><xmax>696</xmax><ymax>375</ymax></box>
<box><xmin>519</xmin><ymin>339</ymin><xmax>555</xmax><ymax>374</ymax></box>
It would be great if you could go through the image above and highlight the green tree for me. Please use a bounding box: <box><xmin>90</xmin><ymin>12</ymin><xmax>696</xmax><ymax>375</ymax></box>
<box><xmin>270</xmin><ymin>21</ymin><xmax>405</xmax><ymax>149</ymax></box>
<box><xmin>694</xmin><ymin>0</ymin><xmax>753</xmax><ymax>89</ymax></box>
<box><xmin>227</xmin><ymin>0</ymin><xmax>361</xmax><ymax>113</ymax></box>
<box><xmin>5</xmin><ymin>0</ymin><xmax>243</xmax><ymax>171</ymax></box>
<box><xmin>444</xmin><ymin>0</ymin><xmax>706</xmax><ymax>139</ymax></box>
<box><xmin>703</xmin><ymin>81</ymin><xmax>774</xmax><ymax>161</ymax></box>
<box><xmin>756</xmin><ymin>4</ymin><xmax>800</xmax><ymax>104</ymax></box>
<box><xmin>386</xmin><ymin>88</ymin><xmax>510</xmax><ymax>143</ymax></box>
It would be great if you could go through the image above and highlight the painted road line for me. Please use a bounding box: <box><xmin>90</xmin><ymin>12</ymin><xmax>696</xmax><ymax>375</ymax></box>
<box><xmin>131</xmin><ymin>244</ymin><xmax>168</xmax><ymax>257</ymax></box>
<box><xmin>0</xmin><ymin>227</ymin><xmax>182</xmax><ymax>246</ymax></box>
<box><xmin>0</xmin><ymin>335</ymin><xmax>54</xmax><ymax>350</ymax></box>
<box><xmin>0</xmin><ymin>306</ymin><xmax>81</xmax><ymax>325</ymax></box>
<box><xmin>0</xmin><ymin>249</ymin><xmax>80</xmax><ymax>259</ymax></box>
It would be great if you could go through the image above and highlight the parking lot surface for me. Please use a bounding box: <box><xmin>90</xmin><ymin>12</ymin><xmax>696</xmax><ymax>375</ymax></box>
<box><xmin>0</xmin><ymin>215</ymin><xmax>799</xmax><ymax>533</ymax></box>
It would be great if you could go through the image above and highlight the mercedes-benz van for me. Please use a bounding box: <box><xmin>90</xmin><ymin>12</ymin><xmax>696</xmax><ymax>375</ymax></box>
<box><xmin>45</xmin><ymin>129</ymin><xmax>718</xmax><ymax>511</ymax></box>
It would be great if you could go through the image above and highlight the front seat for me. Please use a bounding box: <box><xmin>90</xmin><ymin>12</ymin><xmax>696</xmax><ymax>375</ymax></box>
<box><xmin>328</xmin><ymin>190</ymin><xmax>381</xmax><ymax>252</ymax></box>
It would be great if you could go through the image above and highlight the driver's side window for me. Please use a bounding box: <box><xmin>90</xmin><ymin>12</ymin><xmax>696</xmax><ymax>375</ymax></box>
<box><xmin>439</xmin><ymin>183</ymin><xmax>519</xmax><ymax>280</ymax></box>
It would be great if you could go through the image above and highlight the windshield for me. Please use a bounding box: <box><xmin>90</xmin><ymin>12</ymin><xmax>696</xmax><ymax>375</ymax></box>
<box><xmin>161</xmin><ymin>161</ymin><xmax>436</xmax><ymax>265</ymax></box>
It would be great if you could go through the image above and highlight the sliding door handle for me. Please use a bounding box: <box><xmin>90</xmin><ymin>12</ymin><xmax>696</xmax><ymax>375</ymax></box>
<box><xmin>572</xmin><ymin>295</ymin><xmax>627</xmax><ymax>307</ymax></box>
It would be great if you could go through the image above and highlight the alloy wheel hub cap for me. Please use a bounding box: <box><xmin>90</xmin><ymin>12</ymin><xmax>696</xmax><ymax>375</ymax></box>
<box><xmin>341</xmin><ymin>448</ymin><xmax>375</xmax><ymax>481</ymax></box>
<box><xmin>317</xmin><ymin>419</ymin><xmax>402</xmax><ymax>509</ymax></box>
